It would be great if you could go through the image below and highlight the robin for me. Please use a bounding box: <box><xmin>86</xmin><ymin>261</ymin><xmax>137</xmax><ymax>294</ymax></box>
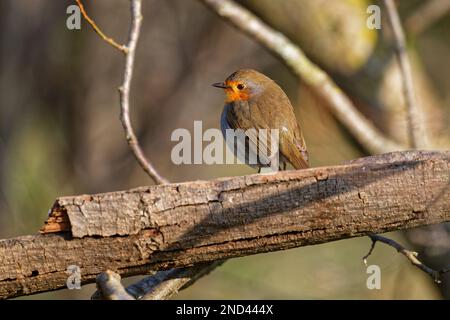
<box><xmin>213</xmin><ymin>69</ymin><xmax>309</xmax><ymax>171</ymax></box>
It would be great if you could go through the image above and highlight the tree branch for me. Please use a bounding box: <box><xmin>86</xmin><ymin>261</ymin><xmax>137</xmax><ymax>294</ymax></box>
<box><xmin>382</xmin><ymin>0</ymin><xmax>427</xmax><ymax>149</ymax></box>
<box><xmin>0</xmin><ymin>151</ymin><xmax>447</xmax><ymax>299</ymax></box>
<box><xmin>92</xmin><ymin>262</ymin><xmax>223</xmax><ymax>300</ymax></box>
<box><xmin>75</xmin><ymin>0</ymin><xmax>128</xmax><ymax>53</ymax></box>
<box><xmin>118</xmin><ymin>0</ymin><xmax>169</xmax><ymax>184</ymax></box>
<box><xmin>405</xmin><ymin>0</ymin><xmax>450</xmax><ymax>36</ymax></box>
<box><xmin>78</xmin><ymin>0</ymin><xmax>167</xmax><ymax>184</ymax></box>
<box><xmin>363</xmin><ymin>234</ymin><xmax>450</xmax><ymax>283</ymax></box>
<box><xmin>199</xmin><ymin>0</ymin><xmax>404</xmax><ymax>154</ymax></box>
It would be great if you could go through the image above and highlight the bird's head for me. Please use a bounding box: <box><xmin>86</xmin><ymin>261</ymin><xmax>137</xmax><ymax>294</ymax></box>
<box><xmin>212</xmin><ymin>69</ymin><xmax>268</xmax><ymax>103</ymax></box>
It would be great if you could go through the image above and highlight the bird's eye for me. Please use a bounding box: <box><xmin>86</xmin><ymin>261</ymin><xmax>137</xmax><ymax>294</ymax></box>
<box><xmin>237</xmin><ymin>83</ymin><xmax>245</xmax><ymax>90</ymax></box>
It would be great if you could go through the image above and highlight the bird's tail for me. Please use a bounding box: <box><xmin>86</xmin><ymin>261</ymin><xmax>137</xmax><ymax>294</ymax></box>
<box><xmin>283</xmin><ymin>139</ymin><xmax>309</xmax><ymax>170</ymax></box>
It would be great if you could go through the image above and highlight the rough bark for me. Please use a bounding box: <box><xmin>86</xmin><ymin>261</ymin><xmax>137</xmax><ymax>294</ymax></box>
<box><xmin>0</xmin><ymin>151</ymin><xmax>449</xmax><ymax>299</ymax></box>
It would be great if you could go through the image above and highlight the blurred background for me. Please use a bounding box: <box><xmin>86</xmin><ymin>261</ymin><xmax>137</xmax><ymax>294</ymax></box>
<box><xmin>0</xmin><ymin>0</ymin><xmax>449</xmax><ymax>299</ymax></box>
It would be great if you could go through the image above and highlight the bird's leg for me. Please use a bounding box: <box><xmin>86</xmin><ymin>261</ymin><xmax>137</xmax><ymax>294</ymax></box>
<box><xmin>257</xmin><ymin>167</ymin><xmax>261</xmax><ymax>174</ymax></box>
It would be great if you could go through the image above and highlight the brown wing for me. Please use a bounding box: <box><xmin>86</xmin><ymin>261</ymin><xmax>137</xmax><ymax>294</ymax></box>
<box><xmin>226</xmin><ymin>100</ymin><xmax>275</xmax><ymax>167</ymax></box>
<box><xmin>253</xmin><ymin>84</ymin><xmax>309</xmax><ymax>170</ymax></box>
<box><xmin>280</xmin><ymin>129</ymin><xmax>309</xmax><ymax>169</ymax></box>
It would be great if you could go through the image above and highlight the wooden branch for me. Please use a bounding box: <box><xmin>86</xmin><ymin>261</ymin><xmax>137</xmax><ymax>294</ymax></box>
<box><xmin>132</xmin><ymin>262</ymin><xmax>223</xmax><ymax>300</ymax></box>
<box><xmin>363</xmin><ymin>234</ymin><xmax>449</xmax><ymax>283</ymax></box>
<box><xmin>0</xmin><ymin>151</ymin><xmax>449</xmax><ymax>299</ymax></box>
<box><xmin>77</xmin><ymin>0</ymin><xmax>167</xmax><ymax>183</ymax></box>
<box><xmin>75</xmin><ymin>0</ymin><xmax>128</xmax><ymax>53</ymax></box>
<box><xmin>199</xmin><ymin>0</ymin><xmax>405</xmax><ymax>154</ymax></box>
<box><xmin>406</xmin><ymin>0</ymin><xmax>450</xmax><ymax>36</ymax></box>
<box><xmin>118</xmin><ymin>0</ymin><xmax>169</xmax><ymax>184</ymax></box>
<box><xmin>383</xmin><ymin>0</ymin><xmax>427</xmax><ymax>149</ymax></box>
<box><xmin>92</xmin><ymin>262</ymin><xmax>223</xmax><ymax>300</ymax></box>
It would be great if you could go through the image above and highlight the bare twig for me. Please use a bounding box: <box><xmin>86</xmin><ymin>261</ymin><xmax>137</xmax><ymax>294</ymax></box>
<box><xmin>199</xmin><ymin>0</ymin><xmax>404</xmax><ymax>154</ymax></box>
<box><xmin>77</xmin><ymin>0</ymin><xmax>166</xmax><ymax>184</ymax></box>
<box><xmin>383</xmin><ymin>0</ymin><xmax>427</xmax><ymax>149</ymax></box>
<box><xmin>363</xmin><ymin>234</ymin><xmax>450</xmax><ymax>284</ymax></box>
<box><xmin>75</xmin><ymin>0</ymin><xmax>128</xmax><ymax>53</ymax></box>
<box><xmin>92</xmin><ymin>258</ymin><xmax>223</xmax><ymax>300</ymax></box>
<box><xmin>92</xmin><ymin>264</ymin><xmax>222</xmax><ymax>300</ymax></box>
<box><xmin>126</xmin><ymin>262</ymin><xmax>224</xmax><ymax>300</ymax></box>
<box><xmin>406</xmin><ymin>0</ymin><xmax>450</xmax><ymax>36</ymax></box>
<box><xmin>118</xmin><ymin>0</ymin><xmax>168</xmax><ymax>184</ymax></box>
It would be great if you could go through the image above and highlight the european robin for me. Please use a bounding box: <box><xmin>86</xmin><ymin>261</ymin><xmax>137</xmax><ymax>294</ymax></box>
<box><xmin>213</xmin><ymin>69</ymin><xmax>309</xmax><ymax>171</ymax></box>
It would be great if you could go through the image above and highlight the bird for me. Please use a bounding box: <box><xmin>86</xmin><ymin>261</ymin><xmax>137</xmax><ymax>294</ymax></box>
<box><xmin>212</xmin><ymin>69</ymin><xmax>309</xmax><ymax>172</ymax></box>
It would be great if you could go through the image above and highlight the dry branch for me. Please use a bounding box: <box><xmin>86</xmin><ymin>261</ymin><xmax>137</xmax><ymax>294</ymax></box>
<box><xmin>75</xmin><ymin>0</ymin><xmax>128</xmax><ymax>52</ymax></box>
<box><xmin>383</xmin><ymin>0</ymin><xmax>427</xmax><ymax>149</ymax></box>
<box><xmin>0</xmin><ymin>151</ymin><xmax>448</xmax><ymax>299</ymax></box>
<box><xmin>406</xmin><ymin>0</ymin><xmax>450</xmax><ymax>36</ymax></box>
<box><xmin>77</xmin><ymin>0</ymin><xmax>167</xmax><ymax>184</ymax></box>
<box><xmin>363</xmin><ymin>234</ymin><xmax>449</xmax><ymax>283</ymax></box>
<box><xmin>118</xmin><ymin>0</ymin><xmax>168</xmax><ymax>184</ymax></box>
<box><xmin>131</xmin><ymin>262</ymin><xmax>224</xmax><ymax>300</ymax></box>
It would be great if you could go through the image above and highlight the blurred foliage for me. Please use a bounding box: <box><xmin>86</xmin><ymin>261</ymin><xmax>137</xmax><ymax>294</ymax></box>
<box><xmin>1</xmin><ymin>0</ymin><xmax>449</xmax><ymax>299</ymax></box>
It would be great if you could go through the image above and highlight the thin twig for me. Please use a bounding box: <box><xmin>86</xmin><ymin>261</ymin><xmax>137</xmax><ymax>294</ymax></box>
<box><xmin>406</xmin><ymin>0</ymin><xmax>450</xmax><ymax>36</ymax></box>
<box><xmin>383</xmin><ymin>0</ymin><xmax>427</xmax><ymax>149</ymax></box>
<box><xmin>118</xmin><ymin>0</ymin><xmax>169</xmax><ymax>184</ymax></box>
<box><xmin>124</xmin><ymin>262</ymin><xmax>224</xmax><ymax>300</ymax></box>
<box><xmin>75</xmin><ymin>0</ymin><xmax>128</xmax><ymax>53</ymax></box>
<box><xmin>363</xmin><ymin>234</ymin><xmax>449</xmax><ymax>284</ymax></box>
<box><xmin>362</xmin><ymin>237</ymin><xmax>377</xmax><ymax>264</ymax></box>
<box><xmin>77</xmin><ymin>0</ymin><xmax>167</xmax><ymax>182</ymax></box>
<box><xmin>200</xmin><ymin>0</ymin><xmax>405</xmax><ymax>155</ymax></box>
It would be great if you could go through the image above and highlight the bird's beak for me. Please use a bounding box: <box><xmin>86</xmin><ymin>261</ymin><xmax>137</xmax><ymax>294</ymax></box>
<box><xmin>212</xmin><ymin>82</ymin><xmax>228</xmax><ymax>89</ymax></box>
